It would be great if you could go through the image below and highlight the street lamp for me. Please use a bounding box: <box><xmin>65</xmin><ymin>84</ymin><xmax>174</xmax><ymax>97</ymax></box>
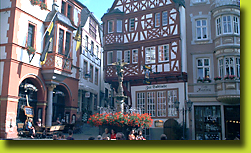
<box><xmin>174</xmin><ymin>99</ymin><xmax>193</xmax><ymax>140</ymax></box>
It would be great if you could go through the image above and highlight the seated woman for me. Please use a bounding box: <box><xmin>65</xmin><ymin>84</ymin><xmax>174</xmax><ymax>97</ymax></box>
<box><xmin>36</xmin><ymin>119</ymin><xmax>42</xmax><ymax>127</ymax></box>
<box><xmin>136</xmin><ymin>130</ymin><xmax>146</xmax><ymax>140</ymax></box>
<box><xmin>26</xmin><ymin>118</ymin><xmax>35</xmax><ymax>139</ymax></box>
<box><xmin>128</xmin><ymin>129</ymin><xmax>136</xmax><ymax>140</ymax></box>
<box><xmin>110</xmin><ymin>129</ymin><xmax>116</xmax><ymax>140</ymax></box>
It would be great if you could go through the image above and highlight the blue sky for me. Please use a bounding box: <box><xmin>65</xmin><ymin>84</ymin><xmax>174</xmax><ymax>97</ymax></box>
<box><xmin>79</xmin><ymin>0</ymin><xmax>115</xmax><ymax>23</ymax></box>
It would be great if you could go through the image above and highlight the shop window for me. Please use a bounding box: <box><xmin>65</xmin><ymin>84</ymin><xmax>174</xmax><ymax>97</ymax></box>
<box><xmin>137</xmin><ymin>92</ymin><xmax>145</xmax><ymax>114</ymax></box>
<box><xmin>147</xmin><ymin>92</ymin><xmax>155</xmax><ymax>117</ymax></box>
<box><xmin>157</xmin><ymin>91</ymin><xmax>166</xmax><ymax>117</ymax></box>
<box><xmin>167</xmin><ymin>90</ymin><xmax>178</xmax><ymax>117</ymax></box>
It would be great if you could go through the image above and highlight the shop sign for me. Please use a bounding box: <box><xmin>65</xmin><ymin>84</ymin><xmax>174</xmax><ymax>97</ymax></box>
<box><xmin>194</xmin><ymin>85</ymin><xmax>214</xmax><ymax>93</ymax></box>
<box><xmin>146</xmin><ymin>84</ymin><xmax>168</xmax><ymax>90</ymax></box>
<box><xmin>85</xmin><ymin>92</ymin><xmax>90</xmax><ymax>98</ymax></box>
<box><xmin>154</xmin><ymin>120</ymin><xmax>164</xmax><ymax>127</ymax></box>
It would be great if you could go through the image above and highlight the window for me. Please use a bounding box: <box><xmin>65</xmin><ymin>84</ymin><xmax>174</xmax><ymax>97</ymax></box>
<box><xmin>107</xmin><ymin>51</ymin><xmax>113</xmax><ymax>65</ymax></box>
<box><xmin>85</xmin><ymin>35</ymin><xmax>88</xmax><ymax>50</ymax></box>
<box><xmin>233</xmin><ymin>16</ymin><xmax>239</xmax><ymax>34</ymax></box>
<box><xmin>219</xmin><ymin>58</ymin><xmax>224</xmax><ymax>78</ymax></box>
<box><xmin>67</xmin><ymin>5</ymin><xmax>72</xmax><ymax>19</ymax></box>
<box><xmin>124</xmin><ymin>50</ymin><xmax>130</xmax><ymax>64</ymax></box>
<box><xmin>95</xmin><ymin>68</ymin><xmax>98</xmax><ymax>85</ymax></box>
<box><xmin>236</xmin><ymin>57</ymin><xmax>240</xmax><ymax>78</ymax></box>
<box><xmin>223</xmin><ymin>15</ymin><xmax>232</xmax><ymax>34</ymax></box>
<box><xmin>137</xmin><ymin>92</ymin><xmax>145</xmax><ymax>114</ymax></box>
<box><xmin>158</xmin><ymin>44</ymin><xmax>169</xmax><ymax>62</ymax></box>
<box><xmin>197</xmin><ymin>58</ymin><xmax>210</xmax><ymax>79</ymax></box>
<box><xmin>117</xmin><ymin>20</ymin><xmax>122</xmax><ymax>32</ymax></box>
<box><xmin>91</xmin><ymin>41</ymin><xmax>94</xmax><ymax>54</ymax></box>
<box><xmin>89</xmin><ymin>17</ymin><xmax>97</xmax><ymax>39</ymax></box>
<box><xmin>147</xmin><ymin>92</ymin><xmax>155</xmax><ymax>117</ymax></box>
<box><xmin>129</xmin><ymin>18</ymin><xmax>135</xmax><ymax>31</ymax></box>
<box><xmin>94</xmin><ymin>94</ymin><xmax>97</xmax><ymax>110</ymax></box>
<box><xmin>162</xmin><ymin>11</ymin><xmax>168</xmax><ymax>26</ymax></box>
<box><xmin>27</xmin><ymin>24</ymin><xmax>35</xmax><ymax>47</ymax></box>
<box><xmin>157</xmin><ymin>91</ymin><xmax>166</xmax><ymax>117</ymax></box>
<box><xmin>155</xmin><ymin>13</ymin><xmax>160</xmax><ymax>27</ymax></box>
<box><xmin>89</xmin><ymin>65</ymin><xmax>93</xmax><ymax>82</ymax></box>
<box><xmin>145</xmin><ymin>47</ymin><xmax>156</xmax><ymax>64</ymax></box>
<box><xmin>196</xmin><ymin>19</ymin><xmax>207</xmax><ymax>40</ymax></box>
<box><xmin>83</xmin><ymin>61</ymin><xmax>87</xmax><ymax>79</ymax></box>
<box><xmin>225</xmin><ymin>57</ymin><xmax>234</xmax><ymax>76</ymax></box>
<box><xmin>216</xmin><ymin>17</ymin><xmax>221</xmax><ymax>36</ymax></box>
<box><xmin>58</xmin><ymin>29</ymin><xmax>64</xmax><ymax>54</ymax></box>
<box><xmin>61</xmin><ymin>1</ymin><xmax>66</xmax><ymax>15</ymax></box>
<box><xmin>108</xmin><ymin>20</ymin><xmax>114</xmax><ymax>33</ymax></box>
<box><xmin>132</xmin><ymin>49</ymin><xmax>138</xmax><ymax>63</ymax></box>
<box><xmin>167</xmin><ymin>90</ymin><xmax>178</xmax><ymax>117</ymax></box>
<box><xmin>96</xmin><ymin>45</ymin><xmax>99</xmax><ymax>57</ymax></box>
<box><xmin>65</xmin><ymin>32</ymin><xmax>71</xmax><ymax>56</ymax></box>
<box><xmin>117</xmin><ymin>51</ymin><xmax>122</xmax><ymax>62</ymax></box>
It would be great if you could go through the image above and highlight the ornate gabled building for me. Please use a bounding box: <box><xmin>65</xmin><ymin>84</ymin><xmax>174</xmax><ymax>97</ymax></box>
<box><xmin>185</xmin><ymin>0</ymin><xmax>240</xmax><ymax>140</ymax></box>
<box><xmin>102</xmin><ymin>0</ymin><xmax>187</xmax><ymax>140</ymax></box>
<box><xmin>0</xmin><ymin>0</ymin><xmax>84</xmax><ymax>139</ymax></box>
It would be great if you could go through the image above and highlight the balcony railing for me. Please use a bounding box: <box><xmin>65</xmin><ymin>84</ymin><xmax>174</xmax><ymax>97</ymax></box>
<box><xmin>211</xmin><ymin>0</ymin><xmax>240</xmax><ymax>8</ymax></box>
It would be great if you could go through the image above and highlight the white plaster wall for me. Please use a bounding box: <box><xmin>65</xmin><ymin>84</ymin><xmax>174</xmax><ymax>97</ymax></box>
<box><xmin>16</xmin><ymin>12</ymin><xmax>44</xmax><ymax>67</ymax></box>
<box><xmin>0</xmin><ymin>0</ymin><xmax>11</xmax><ymax>9</ymax></box>
<box><xmin>0</xmin><ymin>11</ymin><xmax>11</xmax><ymax>44</ymax></box>
<box><xmin>131</xmin><ymin>82</ymin><xmax>186</xmax><ymax>124</ymax></box>
<box><xmin>19</xmin><ymin>0</ymin><xmax>49</xmax><ymax>21</ymax></box>
<box><xmin>74</xmin><ymin>8</ymin><xmax>80</xmax><ymax>26</ymax></box>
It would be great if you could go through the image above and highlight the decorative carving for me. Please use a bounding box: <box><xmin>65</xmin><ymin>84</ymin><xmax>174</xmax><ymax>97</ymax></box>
<box><xmin>47</xmin><ymin>84</ymin><xmax>56</xmax><ymax>91</ymax></box>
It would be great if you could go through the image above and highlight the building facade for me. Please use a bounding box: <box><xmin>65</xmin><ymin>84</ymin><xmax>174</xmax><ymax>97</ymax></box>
<box><xmin>0</xmin><ymin>0</ymin><xmax>84</xmax><ymax>139</ymax></box>
<box><xmin>102</xmin><ymin>0</ymin><xmax>188</xmax><ymax>140</ymax></box>
<box><xmin>77</xmin><ymin>6</ymin><xmax>111</xmax><ymax>121</ymax></box>
<box><xmin>186</xmin><ymin>0</ymin><xmax>240</xmax><ymax>140</ymax></box>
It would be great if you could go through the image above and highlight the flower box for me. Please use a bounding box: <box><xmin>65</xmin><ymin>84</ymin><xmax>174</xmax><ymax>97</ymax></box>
<box><xmin>203</xmin><ymin>77</ymin><xmax>211</xmax><ymax>83</ymax></box>
<box><xmin>214</xmin><ymin>76</ymin><xmax>222</xmax><ymax>81</ymax></box>
<box><xmin>27</xmin><ymin>46</ymin><xmax>36</xmax><ymax>54</ymax></box>
<box><xmin>224</xmin><ymin>75</ymin><xmax>236</xmax><ymax>80</ymax></box>
<box><xmin>30</xmin><ymin>0</ymin><xmax>40</xmax><ymax>5</ymax></box>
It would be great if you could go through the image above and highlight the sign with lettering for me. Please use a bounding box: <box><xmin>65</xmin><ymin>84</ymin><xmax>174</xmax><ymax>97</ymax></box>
<box><xmin>194</xmin><ymin>85</ymin><xmax>215</xmax><ymax>93</ymax></box>
<box><xmin>146</xmin><ymin>84</ymin><xmax>168</xmax><ymax>90</ymax></box>
<box><xmin>154</xmin><ymin>120</ymin><xmax>164</xmax><ymax>127</ymax></box>
<box><xmin>85</xmin><ymin>92</ymin><xmax>90</xmax><ymax>98</ymax></box>
<box><xmin>24</xmin><ymin>106</ymin><xmax>34</xmax><ymax>117</ymax></box>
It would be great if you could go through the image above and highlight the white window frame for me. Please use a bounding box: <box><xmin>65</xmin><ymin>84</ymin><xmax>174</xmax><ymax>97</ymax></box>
<box><xmin>116</xmin><ymin>51</ymin><xmax>122</xmax><ymax>62</ymax></box>
<box><xmin>223</xmin><ymin>15</ymin><xmax>232</xmax><ymax>34</ymax></box>
<box><xmin>167</xmin><ymin>90</ymin><xmax>178</xmax><ymax>117</ymax></box>
<box><xmin>145</xmin><ymin>47</ymin><xmax>156</xmax><ymax>64</ymax></box>
<box><xmin>85</xmin><ymin>35</ymin><xmax>88</xmax><ymax>50</ymax></box>
<box><xmin>132</xmin><ymin>49</ymin><xmax>138</xmax><ymax>64</ymax></box>
<box><xmin>225</xmin><ymin>57</ymin><xmax>235</xmax><ymax>76</ymax></box>
<box><xmin>108</xmin><ymin>20</ymin><xmax>114</xmax><ymax>33</ymax></box>
<box><xmin>196</xmin><ymin>19</ymin><xmax>208</xmax><ymax>40</ymax></box>
<box><xmin>124</xmin><ymin>50</ymin><xmax>130</xmax><ymax>64</ymax></box>
<box><xmin>218</xmin><ymin>56</ymin><xmax>240</xmax><ymax>78</ymax></box>
<box><xmin>129</xmin><ymin>18</ymin><xmax>135</xmax><ymax>32</ymax></box>
<box><xmin>158</xmin><ymin>44</ymin><xmax>169</xmax><ymax>62</ymax></box>
<box><xmin>147</xmin><ymin>92</ymin><xmax>155</xmax><ymax>117</ymax></box>
<box><xmin>216</xmin><ymin>17</ymin><xmax>221</xmax><ymax>36</ymax></box>
<box><xmin>157</xmin><ymin>91</ymin><xmax>166</xmax><ymax>117</ymax></box>
<box><xmin>197</xmin><ymin>58</ymin><xmax>210</xmax><ymax>79</ymax></box>
<box><xmin>233</xmin><ymin>16</ymin><xmax>240</xmax><ymax>34</ymax></box>
<box><xmin>117</xmin><ymin>20</ymin><xmax>122</xmax><ymax>33</ymax></box>
<box><xmin>162</xmin><ymin>11</ymin><xmax>168</xmax><ymax>26</ymax></box>
<box><xmin>155</xmin><ymin>13</ymin><xmax>160</xmax><ymax>27</ymax></box>
<box><xmin>218</xmin><ymin>58</ymin><xmax>224</xmax><ymax>78</ymax></box>
<box><xmin>236</xmin><ymin>57</ymin><xmax>240</xmax><ymax>78</ymax></box>
<box><xmin>107</xmin><ymin>51</ymin><xmax>113</xmax><ymax>65</ymax></box>
<box><xmin>137</xmin><ymin>92</ymin><xmax>145</xmax><ymax>114</ymax></box>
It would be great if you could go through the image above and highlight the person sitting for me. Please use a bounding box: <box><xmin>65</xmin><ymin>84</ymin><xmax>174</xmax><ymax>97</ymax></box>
<box><xmin>128</xmin><ymin>129</ymin><xmax>136</xmax><ymax>140</ymax></box>
<box><xmin>116</xmin><ymin>132</ymin><xmax>125</xmax><ymax>140</ymax></box>
<box><xmin>56</xmin><ymin>117</ymin><xmax>61</xmax><ymax>125</ymax></box>
<box><xmin>110</xmin><ymin>129</ymin><xmax>116</xmax><ymax>140</ymax></box>
<box><xmin>36</xmin><ymin>119</ymin><xmax>42</xmax><ymax>127</ymax></box>
<box><xmin>58</xmin><ymin>132</ymin><xmax>65</xmax><ymax>140</ymax></box>
<box><xmin>136</xmin><ymin>130</ymin><xmax>146</xmax><ymax>140</ymax></box>
<box><xmin>97</xmin><ymin>135</ymin><xmax>102</xmax><ymax>140</ymax></box>
<box><xmin>61</xmin><ymin>117</ymin><xmax>66</xmax><ymax>125</ymax></box>
<box><xmin>102</xmin><ymin>128</ymin><xmax>110</xmax><ymax>140</ymax></box>
<box><xmin>26</xmin><ymin>118</ymin><xmax>35</xmax><ymax>139</ymax></box>
<box><xmin>66</xmin><ymin>130</ymin><xmax>74</xmax><ymax>140</ymax></box>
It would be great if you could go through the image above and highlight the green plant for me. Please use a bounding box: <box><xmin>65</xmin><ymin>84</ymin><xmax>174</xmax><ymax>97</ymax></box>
<box><xmin>27</xmin><ymin>46</ymin><xmax>36</xmax><ymax>54</ymax></box>
<box><xmin>40</xmin><ymin>2</ymin><xmax>47</xmax><ymax>10</ymax></box>
<box><xmin>30</xmin><ymin>0</ymin><xmax>40</xmax><ymax>5</ymax></box>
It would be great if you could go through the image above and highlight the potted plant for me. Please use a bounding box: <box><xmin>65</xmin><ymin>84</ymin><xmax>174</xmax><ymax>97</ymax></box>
<box><xmin>27</xmin><ymin>46</ymin><xmax>36</xmax><ymax>55</ymax></box>
<box><xmin>203</xmin><ymin>77</ymin><xmax>211</xmax><ymax>83</ymax></box>
<box><xmin>197</xmin><ymin>77</ymin><xmax>203</xmax><ymax>83</ymax></box>
<box><xmin>40</xmin><ymin>2</ymin><xmax>47</xmax><ymax>10</ymax></box>
<box><xmin>214</xmin><ymin>76</ymin><xmax>222</xmax><ymax>81</ymax></box>
<box><xmin>224</xmin><ymin>75</ymin><xmax>236</xmax><ymax>80</ymax></box>
<box><xmin>30</xmin><ymin>0</ymin><xmax>40</xmax><ymax>5</ymax></box>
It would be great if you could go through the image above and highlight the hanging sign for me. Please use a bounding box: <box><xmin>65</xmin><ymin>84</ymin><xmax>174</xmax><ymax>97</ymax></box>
<box><xmin>85</xmin><ymin>92</ymin><xmax>90</xmax><ymax>98</ymax></box>
<box><xmin>24</xmin><ymin>106</ymin><xmax>34</xmax><ymax>117</ymax></box>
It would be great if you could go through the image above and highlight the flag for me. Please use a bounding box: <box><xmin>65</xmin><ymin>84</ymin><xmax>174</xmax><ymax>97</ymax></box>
<box><xmin>75</xmin><ymin>24</ymin><xmax>81</xmax><ymax>52</ymax></box>
<box><xmin>40</xmin><ymin>15</ymin><xmax>56</xmax><ymax>65</ymax></box>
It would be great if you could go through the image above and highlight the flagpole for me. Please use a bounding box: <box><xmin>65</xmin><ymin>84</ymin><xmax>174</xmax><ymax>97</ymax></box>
<box><xmin>42</xmin><ymin>11</ymin><xmax>58</xmax><ymax>41</ymax></box>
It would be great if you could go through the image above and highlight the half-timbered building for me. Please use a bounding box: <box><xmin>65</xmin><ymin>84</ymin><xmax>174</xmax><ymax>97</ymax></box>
<box><xmin>102</xmin><ymin>0</ymin><xmax>187</xmax><ymax>140</ymax></box>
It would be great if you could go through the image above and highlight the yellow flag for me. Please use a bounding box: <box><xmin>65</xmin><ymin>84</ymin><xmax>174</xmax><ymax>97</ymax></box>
<box><xmin>75</xmin><ymin>25</ymin><xmax>81</xmax><ymax>51</ymax></box>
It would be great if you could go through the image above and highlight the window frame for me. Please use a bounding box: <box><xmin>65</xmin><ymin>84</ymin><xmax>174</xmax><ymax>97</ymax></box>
<box><xmin>27</xmin><ymin>23</ymin><xmax>36</xmax><ymax>48</ymax></box>
<box><xmin>65</xmin><ymin>32</ymin><xmax>71</xmax><ymax>56</ymax></box>
<box><xmin>155</xmin><ymin>13</ymin><xmax>160</xmax><ymax>27</ymax></box>
<box><xmin>108</xmin><ymin>20</ymin><xmax>114</xmax><ymax>33</ymax></box>
<box><xmin>124</xmin><ymin>50</ymin><xmax>130</xmax><ymax>64</ymax></box>
<box><xmin>132</xmin><ymin>49</ymin><xmax>138</xmax><ymax>64</ymax></box>
<box><xmin>129</xmin><ymin>18</ymin><xmax>135</xmax><ymax>32</ymax></box>
<box><xmin>107</xmin><ymin>51</ymin><xmax>113</xmax><ymax>65</ymax></box>
<box><xmin>196</xmin><ymin>58</ymin><xmax>210</xmax><ymax>80</ymax></box>
<box><xmin>145</xmin><ymin>47</ymin><xmax>156</xmax><ymax>64</ymax></box>
<box><xmin>162</xmin><ymin>11</ymin><xmax>168</xmax><ymax>26</ymax></box>
<box><xmin>196</xmin><ymin>19</ymin><xmax>208</xmax><ymax>40</ymax></box>
<box><xmin>116</xmin><ymin>51</ymin><xmax>122</xmax><ymax>62</ymax></box>
<box><xmin>117</xmin><ymin>19</ymin><xmax>122</xmax><ymax>33</ymax></box>
<box><xmin>58</xmin><ymin>28</ymin><xmax>64</xmax><ymax>55</ymax></box>
<box><xmin>158</xmin><ymin>44</ymin><xmax>169</xmax><ymax>63</ymax></box>
<box><xmin>83</xmin><ymin>60</ymin><xmax>88</xmax><ymax>80</ymax></box>
<box><xmin>94</xmin><ymin>68</ymin><xmax>99</xmax><ymax>85</ymax></box>
<box><xmin>89</xmin><ymin>64</ymin><xmax>94</xmax><ymax>83</ymax></box>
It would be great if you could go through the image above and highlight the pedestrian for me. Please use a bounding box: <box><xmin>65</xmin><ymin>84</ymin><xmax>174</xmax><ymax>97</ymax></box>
<box><xmin>160</xmin><ymin>134</ymin><xmax>167</xmax><ymax>140</ymax></box>
<box><xmin>66</xmin><ymin>130</ymin><xmax>74</xmax><ymax>140</ymax></box>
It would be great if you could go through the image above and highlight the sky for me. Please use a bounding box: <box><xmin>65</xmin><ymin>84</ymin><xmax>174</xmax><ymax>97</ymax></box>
<box><xmin>79</xmin><ymin>0</ymin><xmax>115</xmax><ymax>23</ymax></box>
